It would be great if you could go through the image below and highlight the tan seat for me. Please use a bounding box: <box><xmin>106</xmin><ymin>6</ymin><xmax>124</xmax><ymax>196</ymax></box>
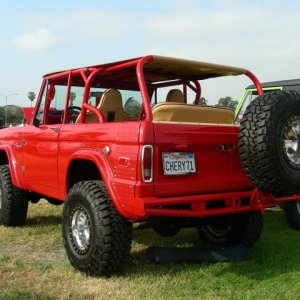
<box><xmin>152</xmin><ymin>102</ymin><xmax>234</xmax><ymax>124</ymax></box>
<box><xmin>98</xmin><ymin>89</ymin><xmax>130</xmax><ymax>122</ymax></box>
<box><xmin>166</xmin><ymin>89</ymin><xmax>185</xmax><ymax>103</ymax></box>
<box><xmin>76</xmin><ymin>88</ymin><xmax>130</xmax><ymax>123</ymax></box>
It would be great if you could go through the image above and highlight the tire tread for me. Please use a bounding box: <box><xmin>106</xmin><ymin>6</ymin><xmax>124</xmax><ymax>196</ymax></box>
<box><xmin>0</xmin><ymin>165</ymin><xmax>28</xmax><ymax>226</ymax></box>
<box><xmin>63</xmin><ymin>180</ymin><xmax>132</xmax><ymax>276</ymax></box>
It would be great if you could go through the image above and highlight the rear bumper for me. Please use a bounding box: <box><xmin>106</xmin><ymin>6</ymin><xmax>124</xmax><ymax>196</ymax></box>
<box><xmin>139</xmin><ymin>189</ymin><xmax>300</xmax><ymax>219</ymax></box>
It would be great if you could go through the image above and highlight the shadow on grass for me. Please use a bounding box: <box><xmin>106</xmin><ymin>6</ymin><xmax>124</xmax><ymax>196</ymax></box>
<box><xmin>127</xmin><ymin>227</ymin><xmax>220</xmax><ymax>277</ymax></box>
<box><xmin>127</xmin><ymin>212</ymin><xmax>300</xmax><ymax>280</ymax></box>
<box><xmin>17</xmin><ymin>207</ymin><xmax>300</xmax><ymax>282</ymax></box>
<box><xmin>133</xmin><ymin>226</ymin><xmax>202</xmax><ymax>248</ymax></box>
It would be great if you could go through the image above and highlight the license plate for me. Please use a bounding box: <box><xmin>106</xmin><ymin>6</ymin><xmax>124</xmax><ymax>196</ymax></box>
<box><xmin>162</xmin><ymin>152</ymin><xmax>196</xmax><ymax>175</ymax></box>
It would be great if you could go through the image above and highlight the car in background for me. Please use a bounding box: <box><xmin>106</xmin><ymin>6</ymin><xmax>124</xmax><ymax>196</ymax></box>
<box><xmin>235</xmin><ymin>79</ymin><xmax>300</xmax><ymax>121</ymax></box>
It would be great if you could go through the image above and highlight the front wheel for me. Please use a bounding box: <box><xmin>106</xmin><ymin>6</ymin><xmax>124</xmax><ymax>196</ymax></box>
<box><xmin>62</xmin><ymin>181</ymin><xmax>132</xmax><ymax>276</ymax></box>
<box><xmin>197</xmin><ymin>211</ymin><xmax>263</xmax><ymax>248</ymax></box>
<box><xmin>0</xmin><ymin>165</ymin><xmax>28</xmax><ymax>226</ymax></box>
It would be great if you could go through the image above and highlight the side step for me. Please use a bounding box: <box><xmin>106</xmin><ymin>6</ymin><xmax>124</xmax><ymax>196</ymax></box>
<box><xmin>146</xmin><ymin>244</ymin><xmax>249</xmax><ymax>264</ymax></box>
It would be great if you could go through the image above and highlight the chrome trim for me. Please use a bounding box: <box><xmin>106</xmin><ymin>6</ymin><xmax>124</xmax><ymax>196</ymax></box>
<box><xmin>71</xmin><ymin>208</ymin><xmax>91</xmax><ymax>253</ymax></box>
<box><xmin>103</xmin><ymin>145</ymin><xmax>110</xmax><ymax>156</ymax></box>
<box><xmin>282</xmin><ymin>115</ymin><xmax>300</xmax><ymax>169</ymax></box>
<box><xmin>141</xmin><ymin>145</ymin><xmax>153</xmax><ymax>183</ymax></box>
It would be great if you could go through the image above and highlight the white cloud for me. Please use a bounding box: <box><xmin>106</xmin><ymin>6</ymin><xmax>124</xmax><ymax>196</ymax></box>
<box><xmin>12</xmin><ymin>28</ymin><xmax>61</xmax><ymax>51</ymax></box>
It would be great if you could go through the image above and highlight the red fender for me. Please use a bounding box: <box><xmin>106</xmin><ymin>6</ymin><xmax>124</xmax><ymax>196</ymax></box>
<box><xmin>65</xmin><ymin>149</ymin><xmax>144</xmax><ymax>220</ymax></box>
<box><xmin>0</xmin><ymin>145</ymin><xmax>24</xmax><ymax>188</ymax></box>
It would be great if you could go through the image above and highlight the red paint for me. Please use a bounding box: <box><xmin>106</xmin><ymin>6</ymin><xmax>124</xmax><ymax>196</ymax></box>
<box><xmin>0</xmin><ymin>55</ymin><xmax>297</xmax><ymax>221</ymax></box>
<box><xmin>22</xmin><ymin>107</ymin><xmax>35</xmax><ymax>124</ymax></box>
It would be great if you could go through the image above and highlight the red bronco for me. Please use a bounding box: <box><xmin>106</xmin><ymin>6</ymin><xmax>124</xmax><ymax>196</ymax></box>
<box><xmin>1</xmin><ymin>55</ymin><xmax>300</xmax><ymax>276</ymax></box>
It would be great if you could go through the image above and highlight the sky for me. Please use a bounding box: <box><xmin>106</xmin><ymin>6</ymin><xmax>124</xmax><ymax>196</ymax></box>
<box><xmin>1</xmin><ymin>0</ymin><xmax>300</xmax><ymax>107</ymax></box>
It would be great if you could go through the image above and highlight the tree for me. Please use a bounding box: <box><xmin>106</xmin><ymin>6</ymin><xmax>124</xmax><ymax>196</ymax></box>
<box><xmin>70</xmin><ymin>92</ymin><xmax>76</xmax><ymax>106</ymax></box>
<box><xmin>2</xmin><ymin>105</ymin><xmax>24</xmax><ymax>125</ymax></box>
<box><xmin>228</xmin><ymin>100</ymin><xmax>238</xmax><ymax>110</ymax></box>
<box><xmin>27</xmin><ymin>92</ymin><xmax>36</xmax><ymax>107</ymax></box>
<box><xmin>199</xmin><ymin>97</ymin><xmax>208</xmax><ymax>106</ymax></box>
<box><xmin>215</xmin><ymin>96</ymin><xmax>238</xmax><ymax>109</ymax></box>
<box><xmin>124</xmin><ymin>97</ymin><xmax>141</xmax><ymax>118</ymax></box>
<box><xmin>216</xmin><ymin>96</ymin><xmax>233</xmax><ymax>108</ymax></box>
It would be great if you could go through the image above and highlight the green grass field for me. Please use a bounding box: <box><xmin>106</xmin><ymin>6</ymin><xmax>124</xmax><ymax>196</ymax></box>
<box><xmin>1</xmin><ymin>201</ymin><xmax>300</xmax><ymax>300</ymax></box>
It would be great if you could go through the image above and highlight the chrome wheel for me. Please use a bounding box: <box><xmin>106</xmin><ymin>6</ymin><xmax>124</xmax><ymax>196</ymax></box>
<box><xmin>282</xmin><ymin>115</ymin><xmax>300</xmax><ymax>169</ymax></box>
<box><xmin>71</xmin><ymin>207</ymin><xmax>91</xmax><ymax>254</ymax></box>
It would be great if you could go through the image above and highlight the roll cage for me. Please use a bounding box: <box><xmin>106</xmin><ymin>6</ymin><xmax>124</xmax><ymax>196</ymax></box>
<box><xmin>33</xmin><ymin>55</ymin><xmax>263</xmax><ymax>125</ymax></box>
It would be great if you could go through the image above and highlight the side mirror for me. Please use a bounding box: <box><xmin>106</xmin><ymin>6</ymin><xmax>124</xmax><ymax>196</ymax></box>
<box><xmin>33</xmin><ymin>118</ymin><xmax>40</xmax><ymax>127</ymax></box>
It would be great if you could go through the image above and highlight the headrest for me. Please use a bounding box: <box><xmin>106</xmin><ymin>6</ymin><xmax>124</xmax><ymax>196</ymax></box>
<box><xmin>166</xmin><ymin>89</ymin><xmax>185</xmax><ymax>103</ymax></box>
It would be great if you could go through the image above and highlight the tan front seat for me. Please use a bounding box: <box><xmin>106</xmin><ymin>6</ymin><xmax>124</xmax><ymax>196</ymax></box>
<box><xmin>98</xmin><ymin>89</ymin><xmax>130</xmax><ymax>122</ymax></box>
<box><xmin>166</xmin><ymin>89</ymin><xmax>185</xmax><ymax>103</ymax></box>
<box><xmin>76</xmin><ymin>88</ymin><xmax>130</xmax><ymax>123</ymax></box>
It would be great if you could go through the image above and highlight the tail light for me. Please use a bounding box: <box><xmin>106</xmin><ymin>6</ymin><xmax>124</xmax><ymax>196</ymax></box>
<box><xmin>142</xmin><ymin>145</ymin><xmax>153</xmax><ymax>182</ymax></box>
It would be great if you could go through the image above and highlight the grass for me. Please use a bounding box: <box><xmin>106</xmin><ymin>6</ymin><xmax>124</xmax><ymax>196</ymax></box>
<box><xmin>1</xmin><ymin>202</ymin><xmax>300</xmax><ymax>299</ymax></box>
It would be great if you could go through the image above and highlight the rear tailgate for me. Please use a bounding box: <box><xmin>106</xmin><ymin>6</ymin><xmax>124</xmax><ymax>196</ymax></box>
<box><xmin>153</xmin><ymin>122</ymin><xmax>253</xmax><ymax>197</ymax></box>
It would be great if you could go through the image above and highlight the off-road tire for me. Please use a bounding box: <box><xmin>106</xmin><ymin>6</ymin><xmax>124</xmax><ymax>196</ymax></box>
<box><xmin>239</xmin><ymin>90</ymin><xmax>300</xmax><ymax>197</ymax></box>
<box><xmin>282</xmin><ymin>201</ymin><xmax>300</xmax><ymax>230</ymax></box>
<box><xmin>62</xmin><ymin>180</ymin><xmax>132</xmax><ymax>276</ymax></box>
<box><xmin>197</xmin><ymin>211</ymin><xmax>263</xmax><ymax>248</ymax></box>
<box><xmin>0</xmin><ymin>165</ymin><xmax>28</xmax><ymax>226</ymax></box>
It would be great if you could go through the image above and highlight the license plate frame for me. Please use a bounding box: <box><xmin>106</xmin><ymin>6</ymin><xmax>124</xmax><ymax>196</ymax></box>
<box><xmin>162</xmin><ymin>152</ymin><xmax>196</xmax><ymax>175</ymax></box>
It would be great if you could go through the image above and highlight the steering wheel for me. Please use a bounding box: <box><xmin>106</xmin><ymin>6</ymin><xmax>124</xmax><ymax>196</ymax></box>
<box><xmin>67</xmin><ymin>106</ymin><xmax>81</xmax><ymax>115</ymax></box>
<box><xmin>61</xmin><ymin>106</ymin><xmax>82</xmax><ymax>123</ymax></box>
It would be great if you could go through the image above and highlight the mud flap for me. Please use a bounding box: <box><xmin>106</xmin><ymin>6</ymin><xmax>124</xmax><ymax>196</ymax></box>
<box><xmin>146</xmin><ymin>244</ymin><xmax>249</xmax><ymax>264</ymax></box>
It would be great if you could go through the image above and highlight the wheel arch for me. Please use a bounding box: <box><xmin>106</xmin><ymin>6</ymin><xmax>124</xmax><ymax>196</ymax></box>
<box><xmin>0</xmin><ymin>150</ymin><xmax>9</xmax><ymax>165</ymax></box>
<box><xmin>65</xmin><ymin>152</ymin><xmax>130</xmax><ymax>218</ymax></box>
<box><xmin>0</xmin><ymin>147</ymin><xmax>23</xmax><ymax>188</ymax></box>
<box><xmin>67</xmin><ymin>158</ymin><xmax>103</xmax><ymax>192</ymax></box>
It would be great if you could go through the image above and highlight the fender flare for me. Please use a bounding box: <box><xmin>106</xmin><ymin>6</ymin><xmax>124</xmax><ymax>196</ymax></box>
<box><xmin>0</xmin><ymin>145</ymin><xmax>23</xmax><ymax>188</ymax></box>
<box><xmin>65</xmin><ymin>149</ymin><xmax>133</xmax><ymax>218</ymax></box>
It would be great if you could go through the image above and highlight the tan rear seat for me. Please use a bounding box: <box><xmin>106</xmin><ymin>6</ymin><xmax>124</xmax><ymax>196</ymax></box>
<box><xmin>166</xmin><ymin>89</ymin><xmax>185</xmax><ymax>103</ymax></box>
<box><xmin>152</xmin><ymin>102</ymin><xmax>234</xmax><ymax>124</ymax></box>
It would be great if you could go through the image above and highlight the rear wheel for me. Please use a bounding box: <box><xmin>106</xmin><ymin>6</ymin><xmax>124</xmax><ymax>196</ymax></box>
<box><xmin>0</xmin><ymin>165</ymin><xmax>28</xmax><ymax>226</ymax></box>
<box><xmin>282</xmin><ymin>201</ymin><xmax>300</xmax><ymax>230</ymax></box>
<box><xmin>62</xmin><ymin>180</ymin><xmax>132</xmax><ymax>276</ymax></box>
<box><xmin>197</xmin><ymin>211</ymin><xmax>263</xmax><ymax>248</ymax></box>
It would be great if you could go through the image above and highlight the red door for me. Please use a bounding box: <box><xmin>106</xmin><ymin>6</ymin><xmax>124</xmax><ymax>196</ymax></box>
<box><xmin>22</xmin><ymin>124</ymin><xmax>60</xmax><ymax>191</ymax></box>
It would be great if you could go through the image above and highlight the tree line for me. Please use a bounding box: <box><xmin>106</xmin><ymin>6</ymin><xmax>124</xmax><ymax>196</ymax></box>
<box><xmin>200</xmin><ymin>96</ymin><xmax>238</xmax><ymax>109</ymax></box>
<box><xmin>0</xmin><ymin>106</ymin><xmax>24</xmax><ymax>127</ymax></box>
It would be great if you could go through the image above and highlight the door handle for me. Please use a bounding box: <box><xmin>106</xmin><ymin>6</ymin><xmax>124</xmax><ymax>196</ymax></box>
<box><xmin>50</xmin><ymin>127</ymin><xmax>59</xmax><ymax>133</ymax></box>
